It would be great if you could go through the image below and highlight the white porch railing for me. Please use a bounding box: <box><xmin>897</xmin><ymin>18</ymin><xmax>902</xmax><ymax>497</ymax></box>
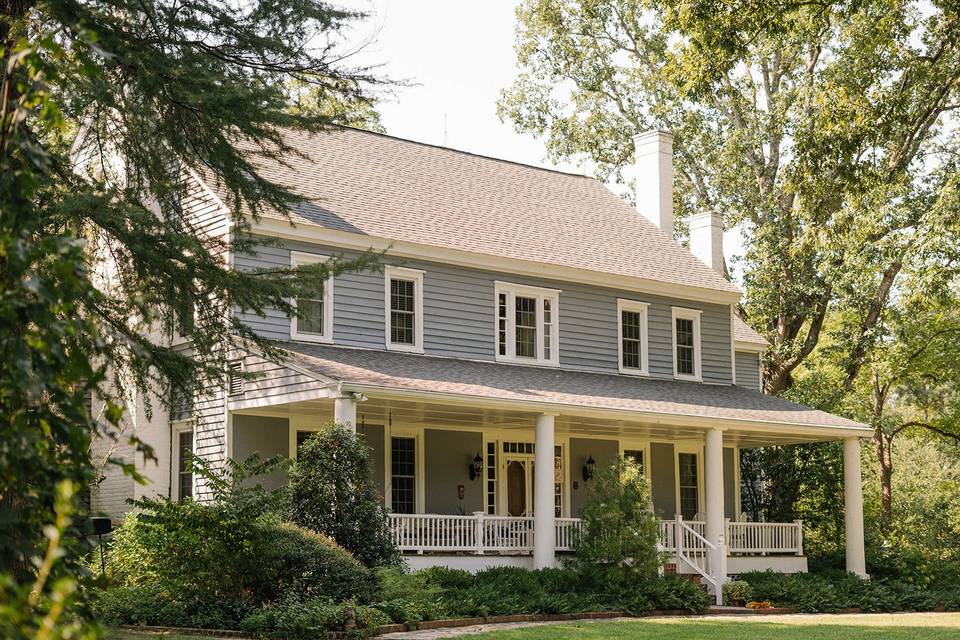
<box><xmin>389</xmin><ymin>513</ymin><xmax>586</xmax><ymax>554</ymax></box>
<box><xmin>673</xmin><ymin>516</ymin><xmax>723</xmax><ymax>604</ymax></box>
<box><xmin>389</xmin><ymin>513</ymin><xmax>802</xmax><ymax>557</ymax></box>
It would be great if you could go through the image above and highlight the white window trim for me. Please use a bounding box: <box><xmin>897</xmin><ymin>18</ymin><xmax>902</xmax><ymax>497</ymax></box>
<box><xmin>671</xmin><ymin>307</ymin><xmax>703</xmax><ymax>382</ymax></box>
<box><xmin>290</xmin><ymin>251</ymin><xmax>334</xmax><ymax>344</ymax></box>
<box><xmin>384</xmin><ymin>266</ymin><xmax>425</xmax><ymax>353</ymax></box>
<box><xmin>616</xmin><ymin>299</ymin><xmax>650</xmax><ymax>376</ymax></box>
<box><xmin>494</xmin><ymin>281</ymin><xmax>560</xmax><ymax>367</ymax></box>
<box><xmin>171</xmin><ymin>422</ymin><xmax>195</xmax><ymax>501</ymax></box>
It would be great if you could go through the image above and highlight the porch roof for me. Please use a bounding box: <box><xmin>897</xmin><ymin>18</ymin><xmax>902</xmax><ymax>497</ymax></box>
<box><xmin>277</xmin><ymin>342</ymin><xmax>869</xmax><ymax>437</ymax></box>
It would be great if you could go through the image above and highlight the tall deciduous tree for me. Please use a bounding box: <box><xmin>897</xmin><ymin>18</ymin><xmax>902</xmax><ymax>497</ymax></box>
<box><xmin>499</xmin><ymin>0</ymin><xmax>960</xmax><ymax>393</ymax></box>
<box><xmin>1</xmin><ymin>0</ymin><xmax>383</xmax><ymax>632</ymax></box>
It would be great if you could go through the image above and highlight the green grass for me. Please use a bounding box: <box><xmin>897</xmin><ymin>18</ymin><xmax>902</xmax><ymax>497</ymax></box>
<box><xmin>107</xmin><ymin>613</ymin><xmax>960</xmax><ymax>639</ymax></box>
<box><xmin>471</xmin><ymin>614</ymin><xmax>960</xmax><ymax>640</ymax></box>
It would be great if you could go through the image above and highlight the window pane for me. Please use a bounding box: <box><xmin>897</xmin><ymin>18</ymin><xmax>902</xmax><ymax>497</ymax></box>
<box><xmin>391</xmin><ymin>437</ymin><xmax>416</xmax><ymax>514</ymax></box>
<box><xmin>676</xmin><ymin>317</ymin><xmax>695</xmax><ymax>375</ymax></box>
<box><xmin>498</xmin><ymin>293</ymin><xmax>507</xmax><ymax>356</ymax></box>
<box><xmin>177</xmin><ymin>430</ymin><xmax>193</xmax><ymax>502</ymax></box>
<box><xmin>678</xmin><ymin>453</ymin><xmax>698</xmax><ymax>519</ymax></box>
<box><xmin>515</xmin><ymin>296</ymin><xmax>537</xmax><ymax>358</ymax></box>
<box><xmin>390</xmin><ymin>278</ymin><xmax>416</xmax><ymax>345</ymax></box>
<box><xmin>621</xmin><ymin>310</ymin><xmax>643</xmax><ymax>369</ymax></box>
<box><xmin>296</xmin><ymin>298</ymin><xmax>325</xmax><ymax>335</ymax></box>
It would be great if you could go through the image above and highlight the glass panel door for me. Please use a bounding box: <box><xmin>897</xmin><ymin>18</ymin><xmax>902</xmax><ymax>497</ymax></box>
<box><xmin>506</xmin><ymin>460</ymin><xmax>528</xmax><ymax>516</ymax></box>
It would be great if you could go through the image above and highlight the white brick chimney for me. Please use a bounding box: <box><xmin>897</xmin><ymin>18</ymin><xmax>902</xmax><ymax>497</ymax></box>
<box><xmin>688</xmin><ymin>211</ymin><xmax>725</xmax><ymax>275</ymax></box>
<box><xmin>633</xmin><ymin>130</ymin><xmax>674</xmax><ymax>234</ymax></box>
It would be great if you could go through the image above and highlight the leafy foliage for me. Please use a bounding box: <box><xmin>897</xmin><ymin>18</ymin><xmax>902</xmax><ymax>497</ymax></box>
<box><xmin>288</xmin><ymin>422</ymin><xmax>399</xmax><ymax>568</ymax></box>
<box><xmin>93</xmin><ymin>454</ymin><xmax>378</xmax><ymax>629</ymax></box>
<box><xmin>410</xmin><ymin>566</ymin><xmax>709</xmax><ymax>617</ymax></box>
<box><xmin>501</xmin><ymin>0</ymin><xmax>960</xmax><ymax>395</ymax></box>
<box><xmin>570</xmin><ymin>457</ymin><xmax>660</xmax><ymax>586</ymax></box>
<box><xmin>1</xmin><ymin>0</ymin><xmax>385</xmax><ymax>634</ymax></box>
<box><xmin>0</xmin><ymin>481</ymin><xmax>97</xmax><ymax>640</ymax></box>
<box><xmin>739</xmin><ymin>570</ymin><xmax>960</xmax><ymax>613</ymax></box>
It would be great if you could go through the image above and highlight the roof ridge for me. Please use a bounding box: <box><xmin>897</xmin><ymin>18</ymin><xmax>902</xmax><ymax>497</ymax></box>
<box><xmin>289</xmin><ymin>124</ymin><xmax>594</xmax><ymax>180</ymax></box>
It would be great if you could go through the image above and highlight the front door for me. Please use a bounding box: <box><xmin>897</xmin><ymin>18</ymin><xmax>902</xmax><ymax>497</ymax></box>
<box><xmin>504</xmin><ymin>456</ymin><xmax>534</xmax><ymax>516</ymax></box>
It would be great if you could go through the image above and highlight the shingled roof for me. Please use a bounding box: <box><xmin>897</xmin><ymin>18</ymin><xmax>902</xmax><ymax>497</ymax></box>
<box><xmin>239</xmin><ymin>127</ymin><xmax>741</xmax><ymax>295</ymax></box>
<box><xmin>280</xmin><ymin>342</ymin><xmax>866</xmax><ymax>432</ymax></box>
<box><xmin>733</xmin><ymin>316</ymin><xmax>768</xmax><ymax>346</ymax></box>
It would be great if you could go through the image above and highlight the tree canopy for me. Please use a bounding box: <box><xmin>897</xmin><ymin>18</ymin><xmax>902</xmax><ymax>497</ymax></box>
<box><xmin>500</xmin><ymin>0</ymin><xmax>960</xmax><ymax>393</ymax></box>
<box><xmin>1</xmin><ymin>0</ymin><xmax>384</xmax><ymax>634</ymax></box>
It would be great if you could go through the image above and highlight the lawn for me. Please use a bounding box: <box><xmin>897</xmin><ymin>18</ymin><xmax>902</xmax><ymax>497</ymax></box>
<box><xmin>469</xmin><ymin>613</ymin><xmax>960</xmax><ymax>640</ymax></box>
<box><xmin>106</xmin><ymin>613</ymin><xmax>960</xmax><ymax>639</ymax></box>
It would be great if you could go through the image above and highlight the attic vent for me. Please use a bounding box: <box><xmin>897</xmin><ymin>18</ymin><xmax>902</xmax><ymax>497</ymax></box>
<box><xmin>227</xmin><ymin>361</ymin><xmax>244</xmax><ymax>396</ymax></box>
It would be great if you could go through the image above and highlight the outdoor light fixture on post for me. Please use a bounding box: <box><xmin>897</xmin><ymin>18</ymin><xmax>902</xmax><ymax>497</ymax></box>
<box><xmin>582</xmin><ymin>454</ymin><xmax>596</xmax><ymax>482</ymax></box>
<box><xmin>469</xmin><ymin>452</ymin><xmax>483</xmax><ymax>480</ymax></box>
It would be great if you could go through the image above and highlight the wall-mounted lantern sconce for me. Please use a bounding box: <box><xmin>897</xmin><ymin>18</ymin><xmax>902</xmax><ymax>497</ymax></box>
<box><xmin>582</xmin><ymin>454</ymin><xmax>596</xmax><ymax>482</ymax></box>
<box><xmin>469</xmin><ymin>453</ymin><xmax>483</xmax><ymax>481</ymax></box>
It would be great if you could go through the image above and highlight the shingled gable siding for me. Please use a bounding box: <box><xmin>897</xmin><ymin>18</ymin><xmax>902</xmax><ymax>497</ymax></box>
<box><xmin>735</xmin><ymin>350</ymin><xmax>762</xmax><ymax>391</ymax></box>
<box><xmin>234</xmin><ymin>238</ymin><xmax>734</xmax><ymax>384</ymax></box>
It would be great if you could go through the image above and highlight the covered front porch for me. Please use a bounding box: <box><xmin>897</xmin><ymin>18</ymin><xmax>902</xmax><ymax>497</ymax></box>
<box><xmin>225</xmin><ymin>344</ymin><xmax>871</xmax><ymax>602</ymax></box>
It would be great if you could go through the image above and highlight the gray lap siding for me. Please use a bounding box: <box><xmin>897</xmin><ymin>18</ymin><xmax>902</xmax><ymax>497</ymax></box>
<box><xmin>234</xmin><ymin>238</ymin><xmax>734</xmax><ymax>384</ymax></box>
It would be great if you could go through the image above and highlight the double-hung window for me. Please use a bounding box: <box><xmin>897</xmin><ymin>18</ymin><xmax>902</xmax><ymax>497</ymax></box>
<box><xmin>672</xmin><ymin>307</ymin><xmax>702</xmax><ymax>381</ymax></box>
<box><xmin>494</xmin><ymin>282</ymin><xmax>559</xmax><ymax>366</ymax></box>
<box><xmin>290</xmin><ymin>251</ymin><xmax>333</xmax><ymax>343</ymax></box>
<box><xmin>391</xmin><ymin>436</ymin><xmax>416</xmax><ymax>514</ymax></box>
<box><xmin>175</xmin><ymin>428</ymin><xmax>194</xmax><ymax>502</ymax></box>
<box><xmin>617</xmin><ymin>299</ymin><xmax>649</xmax><ymax>375</ymax></box>
<box><xmin>384</xmin><ymin>266</ymin><xmax>424</xmax><ymax>353</ymax></box>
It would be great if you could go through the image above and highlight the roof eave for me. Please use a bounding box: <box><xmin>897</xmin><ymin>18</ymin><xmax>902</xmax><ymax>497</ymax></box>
<box><xmin>337</xmin><ymin>381</ymin><xmax>873</xmax><ymax>439</ymax></box>
<box><xmin>251</xmin><ymin>215</ymin><xmax>743</xmax><ymax>306</ymax></box>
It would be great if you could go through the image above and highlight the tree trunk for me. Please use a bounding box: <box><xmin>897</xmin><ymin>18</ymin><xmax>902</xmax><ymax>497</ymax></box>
<box><xmin>874</xmin><ymin>427</ymin><xmax>893</xmax><ymax>527</ymax></box>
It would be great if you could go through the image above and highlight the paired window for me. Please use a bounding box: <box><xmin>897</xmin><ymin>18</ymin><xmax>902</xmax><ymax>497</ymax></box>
<box><xmin>391</xmin><ymin>436</ymin><xmax>417</xmax><ymax>513</ymax></box>
<box><xmin>290</xmin><ymin>252</ymin><xmax>333</xmax><ymax>343</ymax></box>
<box><xmin>617</xmin><ymin>299</ymin><xmax>649</xmax><ymax>375</ymax></box>
<box><xmin>176</xmin><ymin>429</ymin><xmax>194</xmax><ymax>502</ymax></box>
<box><xmin>495</xmin><ymin>282</ymin><xmax>559</xmax><ymax>365</ymax></box>
<box><xmin>672</xmin><ymin>307</ymin><xmax>702</xmax><ymax>381</ymax></box>
<box><xmin>385</xmin><ymin>267</ymin><xmax>424</xmax><ymax>352</ymax></box>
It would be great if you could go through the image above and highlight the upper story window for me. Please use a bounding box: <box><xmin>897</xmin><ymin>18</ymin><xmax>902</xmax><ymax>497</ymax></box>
<box><xmin>290</xmin><ymin>251</ymin><xmax>333</xmax><ymax>343</ymax></box>
<box><xmin>494</xmin><ymin>281</ymin><xmax>560</xmax><ymax>366</ymax></box>
<box><xmin>672</xmin><ymin>307</ymin><xmax>702</xmax><ymax>381</ymax></box>
<box><xmin>384</xmin><ymin>266</ymin><xmax>424</xmax><ymax>353</ymax></box>
<box><xmin>617</xmin><ymin>299</ymin><xmax>649</xmax><ymax>375</ymax></box>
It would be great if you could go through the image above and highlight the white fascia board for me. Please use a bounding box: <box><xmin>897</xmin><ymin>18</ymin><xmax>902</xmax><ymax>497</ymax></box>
<box><xmin>336</xmin><ymin>382</ymin><xmax>874</xmax><ymax>439</ymax></box>
<box><xmin>735</xmin><ymin>340</ymin><xmax>769</xmax><ymax>353</ymax></box>
<box><xmin>250</xmin><ymin>215</ymin><xmax>742</xmax><ymax>306</ymax></box>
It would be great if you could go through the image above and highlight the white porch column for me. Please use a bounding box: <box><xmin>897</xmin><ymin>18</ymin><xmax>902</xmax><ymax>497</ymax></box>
<box><xmin>705</xmin><ymin>427</ymin><xmax>728</xmax><ymax>600</ymax></box>
<box><xmin>334</xmin><ymin>395</ymin><xmax>357</xmax><ymax>431</ymax></box>
<box><xmin>534</xmin><ymin>413</ymin><xmax>556</xmax><ymax>569</ymax></box>
<box><xmin>704</xmin><ymin>428</ymin><xmax>725</xmax><ymax>545</ymax></box>
<box><xmin>844</xmin><ymin>437</ymin><xmax>868</xmax><ymax>578</ymax></box>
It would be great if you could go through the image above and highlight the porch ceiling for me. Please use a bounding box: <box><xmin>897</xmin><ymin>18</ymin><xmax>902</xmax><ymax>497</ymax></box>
<box><xmin>236</xmin><ymin>395</ymin><xmax>852</xmax><ymax>448</ymax></box>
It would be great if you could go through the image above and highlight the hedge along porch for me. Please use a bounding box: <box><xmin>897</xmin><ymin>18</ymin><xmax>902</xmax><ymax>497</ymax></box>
<box><xmin>206</xmin><ymin>345</ymin><xmax>872</xmax><ymax>602</ymax></box>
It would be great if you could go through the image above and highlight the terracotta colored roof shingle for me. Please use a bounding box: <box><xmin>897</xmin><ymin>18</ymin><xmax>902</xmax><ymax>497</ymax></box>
<box><xmin>280</xmin><ymin>343</ymin><xmax>866</xmax><ymax>431</ymax></box>
<box><xmin>239</xmin><ymin>127</ymin><xmax>740</xmax><ymax>295</ymax></box>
